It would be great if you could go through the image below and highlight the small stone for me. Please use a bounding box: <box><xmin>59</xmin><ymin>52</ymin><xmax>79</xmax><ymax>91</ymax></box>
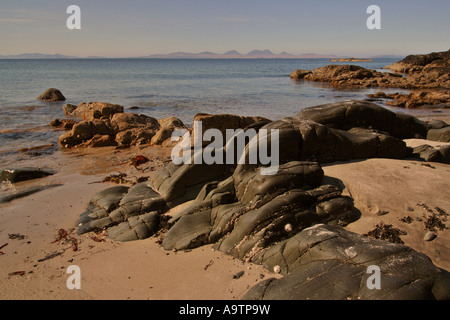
<box><xmin>273</xmin><ymin>265</ymin><xmax>281</xmax><ymax>274</ymax></box>
<box><xmin>424</xmin><ymin>231</ymin><xmax>437</xmax><ymax>241</ymax></box>
<box><xmin>284</xmin><ymin>223</ymin><xmax>293</xmax><ymax>233</ymax></box>
<box><xmin>233</xmin><ymin>271</ymin><xmax>245</xmax><ymax>279</ymax></box>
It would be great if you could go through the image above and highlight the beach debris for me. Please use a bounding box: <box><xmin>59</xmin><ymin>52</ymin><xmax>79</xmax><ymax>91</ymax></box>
<box><xmin>364</xmin><ymin>222</ymin><xmax>407</xmax><ymax>244</ymax></box>
<box><xmin>102</xmin><ymin>172</ymin><xmax>131</xmax><ymax>184</ymax></box>
<box><xmin>131</xmin><ymin>155</ymin><xmax>149</xmax><ymax>168</ymax></box>
<box><xmin>52</xmin><ymin>228</ymin><xmax>79</xmax><ymax>251</ymax></box>
<box><xmin>273</xmin><ymin>266</ymin><xmax>281</xmax><ymax>274</ymax></box>
<box><xmin>233</xmin><ymin>271</ymin><xmax>245</xmax><ymax>279</ymax></box>
<box><xmin>418</xmin><ymin>203</ymin><xmax>448</xmax><ymax>232</ymax></box>
<box><xmin>204</xmin><ymin>260</ymin><xmax>214</xmax><ymax>270</ymax></box>
<box><xmin>0</xmin><ymin>243</ymin><xmax>8</xmax><ymax>255</ymax></box>
<box><xmin>399</xmin><ymin>216</ymin><xmax>414</xmax><ymax>224</ymax></box>
<box><xmin>37</xmin><ymin>251</ymin><xmax>63</xmax><ymax>262</ymax></box>
<box><xmin>90</xmin><ymin>234</ymin><xmax>106</xmax><ymax>243</ymax></box>
<box><xmin>8</xmin><ymin>233</ymin><xmax>26</xmax><ymax>240</ymax></box>
<box><xmin>8</xmin><ymin>271</ymin><xmax>26</xmax><ymax>277</ymax></box>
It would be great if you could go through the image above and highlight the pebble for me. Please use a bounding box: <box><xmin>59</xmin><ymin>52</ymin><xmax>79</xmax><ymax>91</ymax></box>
<box><xmin>424</xmin><ymin>231</ymin><xmax>437</xmax><ymax>241</ymax></box>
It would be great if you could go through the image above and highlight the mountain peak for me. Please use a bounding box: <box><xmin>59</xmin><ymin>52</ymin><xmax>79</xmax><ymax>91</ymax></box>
<box><xmin>247</xmin><ymin>49</ymin><xmax>274</xmax><ymax>56</ymax></box>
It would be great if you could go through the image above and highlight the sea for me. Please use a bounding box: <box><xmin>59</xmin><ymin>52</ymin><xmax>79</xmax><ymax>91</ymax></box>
<box><xmin>0</xmin><ymin>57</ymin><xmax>433</xmax><ymax>167</ymax></box>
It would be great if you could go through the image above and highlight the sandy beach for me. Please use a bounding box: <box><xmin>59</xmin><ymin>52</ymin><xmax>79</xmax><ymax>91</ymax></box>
<box><xmin>0</xmin><ymin>146</ymin><xmax>282</xmax><ymax>300</ymax></box>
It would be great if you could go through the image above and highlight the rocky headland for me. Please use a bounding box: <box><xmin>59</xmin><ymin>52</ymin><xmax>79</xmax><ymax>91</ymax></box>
<box><xmin>291</xmin><ymin>50</ymin><xmax>450</xmax><ymax>109</ymax></box>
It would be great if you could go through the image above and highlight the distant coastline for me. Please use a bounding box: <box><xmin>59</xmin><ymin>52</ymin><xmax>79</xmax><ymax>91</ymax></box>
<box><xmin>329</xmin><ymin>57</ymin><xmax>373</xmax><ymax>62</ymax></box>
<box><xmin>0</xmin><ymin>51</ymin><xmax>404</xmax><ymax>60</ymax></box>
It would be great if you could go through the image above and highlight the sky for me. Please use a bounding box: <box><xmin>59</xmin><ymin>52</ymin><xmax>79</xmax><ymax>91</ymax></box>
<box><xmin>0</xmin><ymin>0</ymin><xmax>449</xmax><ymax>57</ymax></box>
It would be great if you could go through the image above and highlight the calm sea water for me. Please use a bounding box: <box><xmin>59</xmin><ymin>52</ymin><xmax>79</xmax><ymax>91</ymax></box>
<box><xmin>0</xmin><ymin>58</ymin><xmax>408</xmax><ymax>165</ymax></box>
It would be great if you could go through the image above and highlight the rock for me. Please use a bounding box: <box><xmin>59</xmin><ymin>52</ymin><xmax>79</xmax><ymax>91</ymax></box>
<box><xmin>427</xmin><ymin>126</ymin><xmax>450</xmax><ymax>142</ymax></box>
<box><xmin>58</xmin><ymin>111</ymin><xmax>187</xmax><ymax>148</ymax></box>
<box><xmin>424</xmin><ymin>231</ymin><xmax>437</xmax><ymax>241</ymax></box>
<box><xmin>150</xmin><ymin>116</ymin><xmax>186</xmax><ymax>146</ymax></box>
<box><xmin>37</xmin><ymin>88</ymin><xmax>66</xmax><ymax>101</ymax></box>
<box><xmin>192</xmin><ymin>113</ymin><xmax>270</xmax><ymax>146</ymax></box>
<box><xmin>295</xmin><ymin>100</ymin><xmax>428</xmax><ymax>139</ymax></box>
<box><xmin>427</xmin><ymin>120</ymin><xmax>448</xmax><ymax>130</ymax></box>
<box><xmin>385</xmin><ymin>49</ymin><xmax>450</xmax><ymax>74</ymax></box>
<box><xmin>0</xmin><ymin>184</ymin><xmax>63</xmax><ymax>204</ymax></box>
<box><xmin>0</xmin><ymin>167</ymin><xmax>56</xmax><ymax>183</ymax></box>
<box><xmin>383</xmin><ymin>91</ymin><xmax>450</xmax><ymax>109</ymax></box>
<box><xmin>65</xmin><ymin>102</ymin><xmax>124</xmax><ymax>121</ymax></box>
<box><xmin>77</xmin><ymin>183</ymin><xmax>166</xmax><ymax>240</ymax></box>
<box><xmin>49</xmin><ymin>119</ymin><xmax>77</xmax><ymax>130</ymax></box>
<box><xmin>290</xmin><ymin>69</ymin><xmax>312</xmax><ymax>80</ymax></box>
<box><xmin>243</xmin><ymin>224</ymin><xmax>450</xmax><ymax>300</ymax></box>
<box><xmin>63</xmin><ymin>104</ymin><xmax>78</xmax><ymax>116</ymax></box>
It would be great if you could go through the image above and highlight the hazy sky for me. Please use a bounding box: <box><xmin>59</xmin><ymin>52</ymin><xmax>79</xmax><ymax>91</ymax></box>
<box><xmin>1</xmin><ymin>0</ymin><xmax>449</xmax><ymax>57</ymax></box>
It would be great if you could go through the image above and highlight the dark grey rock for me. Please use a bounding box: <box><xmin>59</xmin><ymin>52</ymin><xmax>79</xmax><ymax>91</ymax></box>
<box><xmin>0</xmin><ymin>167</ymin><xmax>56</xmax><ymax>183</ymax></box>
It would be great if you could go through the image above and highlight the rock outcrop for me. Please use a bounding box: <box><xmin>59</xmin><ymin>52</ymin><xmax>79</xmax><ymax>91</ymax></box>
<box><xmin>75</xmin><ymin>100</ymin><xmax>450</xmax><ymax>300</ymax></box>
<box><xmin>242</xmin><ymin>224</ymin><xmax>450</xmax><ymax>300</ymax></box>
<box><xmin>291</xmin><ymin>50</ymin><xmax>450</xmax><ymax>90</ymax></box>
<box><xmin>367</xmin><ymin>91</ymin><xmax>450</xmax><ymax>109</ymax></box>
<box><xmin>59</xmin><ymin>112</ymin><xmax>186</xmax><ymax>148</ymax></box>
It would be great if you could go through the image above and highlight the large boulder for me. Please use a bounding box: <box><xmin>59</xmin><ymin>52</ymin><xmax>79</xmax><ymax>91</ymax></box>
<box><xmin>37</xmin><ymin>88</ymin><xmax>66</xmax><ymax>101</ymax></box>
<box><xmin>295</xmin><ymin>100</ymin><xmax>428</xmax><ymax>139</ymax></box>
<box><xmin>243</xmin><ymin>224</ymin><xmax>450</xmax><ymax>300</ymax></box>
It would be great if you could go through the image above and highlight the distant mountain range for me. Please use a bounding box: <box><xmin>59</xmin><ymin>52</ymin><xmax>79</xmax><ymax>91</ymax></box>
<box><xmin>141</xmin><ymin>50</ymin><xmax>341</xmax><ymax>59</ymax></box>
<box><xmin>0</xmin><ymin>51</ymin><xmax>405</xmax><ymax>60</ymax></box>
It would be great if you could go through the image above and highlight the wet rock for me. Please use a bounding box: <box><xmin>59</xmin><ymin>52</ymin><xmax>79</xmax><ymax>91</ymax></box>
<box><xmin>49</xmin><ymin>119</ymin><xmax>78</xmax><ymax>130</ymax></box>
<box><xmin>37</xmin><ymin>88</ymin><xmax>66</xmax><ymax>101</ymax></box>
<box><xmin>0</xmin><ymin>167</ymin><xmax>56</xmax><ymax>183</ymax></box>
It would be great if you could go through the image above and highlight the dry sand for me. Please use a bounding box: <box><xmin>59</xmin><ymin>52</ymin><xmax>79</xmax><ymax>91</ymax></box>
<box><xmin>0</xmin><ymin>146</ymin><xmax>278</xmax><ymax>300</ymax></box>
<box><xmin>1</xmin><ymin>137</ymin><xmax>449</xmax><ymax>300</ymax></box>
